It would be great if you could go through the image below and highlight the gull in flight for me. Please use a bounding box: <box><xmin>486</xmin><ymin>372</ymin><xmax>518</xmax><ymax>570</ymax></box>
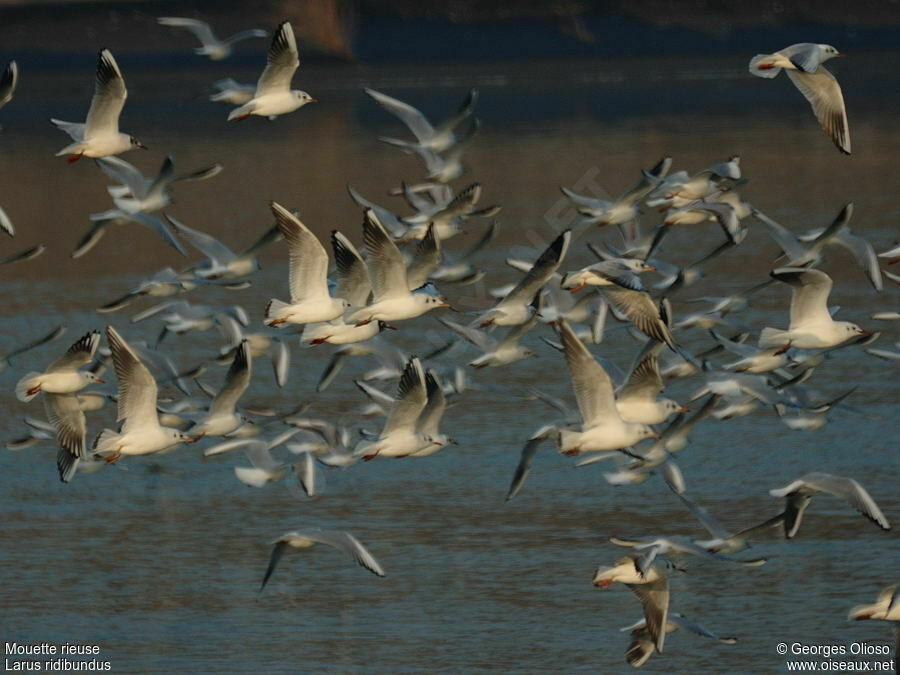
<box><xmin>168</xmin><ymin>216</ymin><xmax>279</xmax><ymax>282</ymax></box>
<box><xmin>749</xmin><ymin>43</ymin><xmax>850</xmax><ymax>154</ymax></box>
<box><xmin>561</xmin><ymin>156</ymin><xmax>671</xmax><ymax>231</ymax></box>
<box><xmin>346</xmin><ymin>210</ymin><xmax>449</xmax><ymax>326</ymax></box>
<box><xmin>754</xmin><ymin>203</ymin><xmax>882</xmax><ymax>291</ymax></box>
<box><xmin>184</xmin><ymin>341</ymin><xmax>252</xmax><ymax>437</ymax></box>
<box><xmin>477</xmin><ymin>230</ymin><xmax>571</xmax><ymax>327</ymax></box>
<box><xmin>260</xmin><ymin>529</ymin><xmax>385</xmax><ymax>593</ymax></box>
<box><xmin>265</xmin><ymin>201</ymin><xmax>350</xmax><ymax>327</ymax></box>
<box><xmin>620</xmin><ymin>612</ymin><xmax>736</xmax><ymax>668</ymax></box>
<box><xmin>769</xmin><ymin>472</ymin><xmax>891</xmax><ymax>538</ymax></box>
<box><xmin>593</xmin><ymin>557</ymin><xmax>670</xmax><ymax>655</ymax></box>
<box><xmin>759</xmin><ymin>267</ymin><xmax>870</xmax><ymax>349</ymax></box>
<box><xmin>555</xmin><ymin>320</ymin><xmax>658</xmax><ymax>456</ymax></box>
<box><xmin>228</xmin><ymin>21</ymin><xmax>315</xmax><ymax>121</ymax></box>
<box><xmin>353</xmin><ymin>357</ymin><xmax>438</xmax><ymax>460</ymax></box>
<box><xmin>366</xmin><ymin>87</ymin><xmax>478</xmax><ymax>153</ymax></box>
<box><xmin>51</xmin><ymin>49</ymin><xmax>146</xmax><ymax>162</ymax></box>
<box><xmin>157</xmin><ymin>17</ymin><xmax>267</xmax><ymax>61</ymax></box>
<box><xmin>615</xmin><ymin>345</ymin><xmax>688</xmax><ymax>425</ymax></box>
<box><xmin>18</xmin><ymin>332</ymin><xmax>101</xmax><ymax>483</ymax></box>
<box><xmin>92</xmin><ymin>326</ymin><xmax>202</xmax><ymax>462</ymax></box>
<box><xmin>301</xmin><ymin>230</ymin><xmax>381</xmax><ymax>347</ymax></box>
<box><xmin>16</xmin><ymin>331</ymin><xmax>103</xmax><ymax>402</ymax></box>
<box><xmin>848</xmin><ymin>585</ymin><xmax>900</xmax><ymax>664</ymax></box>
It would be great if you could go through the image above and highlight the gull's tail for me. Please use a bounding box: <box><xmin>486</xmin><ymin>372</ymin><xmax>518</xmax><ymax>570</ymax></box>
<box><xmin>15</xmin><ymin>372</ymin><xmax>42</xmax><ymax>402</ymax></box>
<box><xmin>265</xmin><ymin>299</ymin><xmax>290</xmax><ymax>326</ymax></box>
<box><xmin>749</xmin><ymin>54</ymin><xmax>782</xmax><ymax>79</ymax></box>
<box><xmin>93</xmin><ymin>428</ymin><xmax>122</xmax><ymax>454</ymax></box>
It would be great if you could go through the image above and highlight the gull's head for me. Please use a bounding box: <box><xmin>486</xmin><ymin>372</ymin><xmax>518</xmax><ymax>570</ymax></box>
<box><xmin>620</xmin><ymin>258</ymin><xmax>655</xmax><ymax>273</ymax></box>
<box><xmin>843</xmin><ymin>322</ymin><xmax>870</xmax><ymax>338</ymax></box>
<box><xmin>130</xmin><ymin>136</ymin><xmax>147</xmax><ymax>150</ymax></box>
<box><xmin>637</xmin><ymin>424</ymin><xmax>659</xmax><ymax>440</ymax></box>
<box><xmin>819</xmin><ymin>44</ymin><xmax>844</xmax><ymax>60</ymax></box>
<box><xmin>294</xmin><ymin>90</ymin><xmax>317</xmax><ymax>106</ymax></box>
<box><xmin>662</xmin><ymin>398</ymin><xmax>689</xmax><ymax>416</ymax></box>
<box><xmin>85</xmin><ymin>372</ymin><xmax>105</xmax><ymax>385</ymax></box>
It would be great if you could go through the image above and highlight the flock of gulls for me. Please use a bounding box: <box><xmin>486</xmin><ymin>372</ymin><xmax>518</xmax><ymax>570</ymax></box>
<box><xmin>1</xmin><ymin>16</ymin><xmax>898</xmax><ymax>670</ymax></box>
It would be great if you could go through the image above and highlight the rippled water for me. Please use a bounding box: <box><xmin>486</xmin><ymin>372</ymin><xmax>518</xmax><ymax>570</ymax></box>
<box><xmin>1</xmin><ymin>40</ymin><xmax>898</xmax><ymax>674</ymax></box>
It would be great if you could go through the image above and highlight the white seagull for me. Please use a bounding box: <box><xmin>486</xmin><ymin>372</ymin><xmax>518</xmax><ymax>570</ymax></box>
<box><xmin>16</xmin><ymin>331</ymin><xmax>103</xmax><ymax>402</ymax></box>
<box><xmin>185</xmin><ymin>341</ymin><xmax>252</xmax><ymax>437</ymax></box>
<box><xmin>347</xmin><ymin>210</ymin><xmax>449</xmax><ymax>326</ymax></box>
<box><xmin>265</xmin><ymin>201</ymin><xmax>350</xmax><ymax>327</ymax></box>
<box><xmin>366</xmin><ymin>87</ymin><xmax>478</xmax><ymax>153</ymax></box>
<box><xmin>354</xmin><ymin>357</ymin><xmax>431</xmax><ymax>460</ymax></box>
<box><xmin>769</xmin><ymin>472</ymin><xmax>891</xmax><ymax>538</ymax></box>
<box><xmin>92</xmin><ymin>326</ymin><xmax>202</xmax><ymax>462</ymax></box>
<box><xmin>556</xmin><ymin>320</ymin><xmax>658</xmax><ymax>456</ymax></box>
<box><xmin>228</xmin><ymin>21</ymin><xmax>315</xmax><ymax>121</ymax></box>
<box><xmin>260</xmin><ymin>529</ymin><xmax>385</xmax><ymax>593</ymax></box>
<box><xmin>478</xmin><ymin>230</ymin><xmax>571</xmax><ymax>327</ymax></box>
<box><xmin>749</xmin><ymin>43</ymin><xmax>850</xmax><ymax>154</ymax></box>
<box><xmin>759</xmin><ymin>267</ymin><xmax>869</xmax><ymax>349</ymax></box>
<box><xmin>51</xmin><ymin>49</ymin><xmax>146</xmax><ymax>162</ymax></box>
<box><xmin>157</xmin><ymin>17</ymin><xmax>267</xmax><ymax>61</ymax></box>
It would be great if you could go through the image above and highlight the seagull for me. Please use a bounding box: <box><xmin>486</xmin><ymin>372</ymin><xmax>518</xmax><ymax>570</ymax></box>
<box><xmin>346</xmin><ymin>210</ymin><xmax>449</xmax><ymax>326</ymax></box>
<box><xmin>260</xmin><ymin>529</ymin><xmax>385</xmax><ymax>593</ymax></box>
<box><xmin>561</xmin><ymin>156</ymin><xmax>671</xmax><ymax>230</ymax></box>
<box><xmin>51</xmin><ymin>49</ymin><xmax>146</xmax><ymax>162</ymax></box>
<box><xmin>593</xmin><ymin>557</ymin><xmax>670</xmax><ymax>655</ymax></box>
<box><xmin>15</xmin><ymin>331</ymin><xmax>103</xmax><ymax>402</ymax></box>
<box><xmin>608</xmin><ymin>535</ymin><xmax>766</xmax><ymax>578</ymax></box>
<box><xmin>671</xmin><ymin>487</ymin><xmax>784</xmax><ymax>554</ymax></box>
<box><xmin>561</xmin><ymin>258</ymin><xmax>654</xmax><ymax>294</ymax></box>
<box><xmin>265</xmin><ymin>201</ymin><xmax>350</xmax><ymax>327</ymax></box>
<box><xmin>769</xmin><ymin>472</ymin><xmax>891</xmax><ymax>538</ymax></box>
<box><xmin>406</xmin><ymin>370</ymin><xmax>455</xmax><ymax>457</ymax></box>
<box><xmin>157</xmin><ymin>17</ymin><xmax>267</xmax><ymax>61</ymax></box>
<box><xmin>615</xmin><ymin>346</ymin><xmax>688</xmax><ymax>425</ymax></box>
<box><xmin>92</xmin><ymin>326</ymin><xmax>202</xmax><ymax>462</ymax></box>
<box><xmin>315</xmin><ymin>338</ymin><xmax>406</xmax><ymax>393</ymax></box>
<box><xmin>366</xmin><ymin>87</ymin><xmax>478</xmax><ymax>153</ymax></box>
<box><xmin>620</xmin><ymin>613</ymin><xmax>736</xmax><ymax>668</ymax></box>
<box><xmin>184</xmin><ymin>341</ymin><xmax>251</xmax><ymax>437</ymax></box>
<box><xmin>1</xmin><ymin>60</ymin><xmax>18</xmax><ymax>109</ymax></box>
<box><xmin>754</xmin><ymin>203</ymin><xmax>882</xmax><ymax>291</ymax></box>
<box><xmin>477</xmin><ymin>230</ymin><xmax>571</xmax><ymax>327</ymax></box>
<box><xmin>228</xmin><ymin>21</ymin><xmax>314</xmax><ymax>121</ymax></box>
<box><xmin>555</xmin><ymin>320</ymin><xmax>658</xmax><ymax>456</ymax></box>
<box><xmin>353</xmin><ymin>357</ymin><xmax>430</xmax><ymax>460</ymax></box>
<box><xmin>749</xmin><ymin>43</ymin><xmax>850</xmax><ymax>154</ymax></box>
<box><xmin>759</xmin><ymin>267</ymin><xmax>870</xmax><ymax>349</ymax></box>
<box><xmin>97</xmin><ymin>267</ymin><xmax>196</xmax><ymax>313</ymax></box>
<box><xmin>169</xmin><ymin>216</ymin><xmax>279</xmax><ymax>282</ymax></box>
<box><xmin>438</xmin><ymin>309</ymin><xmax>539</xmax><ymax>369</ymax></box>
<box><xmin>96</xmin><ymin>155</ymin><xmax>222</xmax><ymax>216</ymax></box>
<box><xmin>302</xmin><ymin>229</ymin><xmax>387</xmax><ymax>346</ymax></box>
<box><xmin>848</xmin><ymin>585</ymin><xmax>900</xmax><ymax>665</ymax></box>
<box><xmin>849</xmin><ymin>585</ymin><xmax>900</xmax><ymax>622</ymax></box>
